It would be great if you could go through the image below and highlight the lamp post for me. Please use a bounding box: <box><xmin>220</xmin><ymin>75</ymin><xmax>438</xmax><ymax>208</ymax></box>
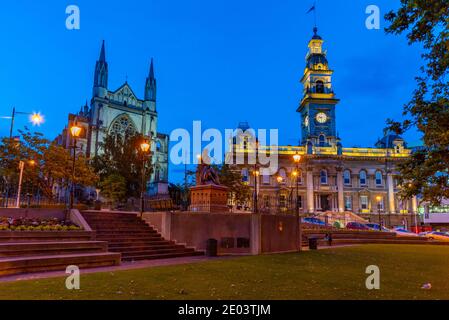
<box><xmin>69</xmin><ymin>123</ymin><xmax>82</xmax><ymax>209</ymax></box>
<box><xmin>15</xmin><ymin>160</ymin><xmax>36</xmax><ymax>208</ymax></box>
<box><xmin>293</xmin><ymin>153</ymin><xmax>302</xmax><ymax>251</ymax></box>
<box><xmin>276</xmin><ymin>176</ymin><xmax>283</xmax><ymax>212</ymax></box>
<box><xmin>253</xmin><ymin>166</ymin><xmax>260</xmax><ymax>214</ymax></box>
<box><xmin>140</xmin><ymin>140</ymin><xmax>151</xmax><ymax>218</ymax></box>
<box><xmin>376</xmin><ymin>195</ymin><xmax>382</xmax><ymax>231</ymax></box>
<box><xmin>0</xmin><ymin>108</ymin><xmax>44</xmax><ymax>139</ymax></box>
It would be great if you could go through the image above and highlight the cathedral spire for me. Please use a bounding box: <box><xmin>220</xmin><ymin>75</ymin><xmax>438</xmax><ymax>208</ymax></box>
<box><xmin>93</xmin><ymin>40</ymin><xmax>109</xmax><ymax>98</ymax></box>
<box><xmin>145</xmin><ymin>58</ymin><xmax>157</xmax><ymax>104</ymax></box>
<box><xmin>99</xmin><ymin>40</ymin><xmax>106</xmax><ymax>62</ymax></box>
<box><xmin>149</xmin><ymin>58</ymin><xmax>155</xmax><ymax>80</ymax></box>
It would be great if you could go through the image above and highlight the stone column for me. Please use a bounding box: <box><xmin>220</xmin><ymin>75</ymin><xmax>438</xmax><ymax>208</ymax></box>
<box><xmin>306</xmin><ymin>168</ymin><xmax>314</xmax><ymax>213</ymax></box>
<box><xmin>387</xmin><ymin>173</ymin><xmax>396</xmax><ymax>214</ymax></box>
<box><xmin>336</xmin><ymin>168</ymin><xmax>344</xmax><ymax>213</ymax></box>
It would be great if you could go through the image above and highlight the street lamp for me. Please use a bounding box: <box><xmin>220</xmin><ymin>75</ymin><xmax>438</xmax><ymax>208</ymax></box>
<box><xmin>253</xmin><ymin>167</ymin><xmax>260</xmax><ymax>214</ymax></box>
<box><xmin>15</xmin><ymin>159</ymin><xmax>37</xmax><ymax>208</ymax></box>
<box><xmin>140</xmin><ymin>139</ymin><xmax>151</xmax><ymax>217</ymax></box>
<box><xmin>376</xmin><ymin>195</ymin><xmax>382</xmax><ymax>231</ymax></box>
<box><xmin>293</xmin><ymin>153</ymin><xmax>302</xmax><ymax>251</ymax></box>
<box><xmin>0</xmin><ymin>108</ymin><xmax>44</xmax><ymax>139</ymax></box>
<box><xmin>69</xmin><ymin>123</ymin><xmax>82</xmax><ymax>209</ymax></box>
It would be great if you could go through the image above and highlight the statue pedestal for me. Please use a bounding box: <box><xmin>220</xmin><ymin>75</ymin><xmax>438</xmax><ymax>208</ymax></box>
<box><xmin>190</xmin><ymin>184</ymin><xmax>229</xmax><ymax>213</ymax></box>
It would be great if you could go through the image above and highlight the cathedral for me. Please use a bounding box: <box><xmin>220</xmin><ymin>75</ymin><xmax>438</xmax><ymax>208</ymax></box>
<box><xmin>229</xmin><ymin>28</ymin><xmax>418</xmax><ymax>224</ymax></box>
<box><xmin>56</xmin><ymin>41</ymin><xmax>169</xmax><ymax>197</ymax></box>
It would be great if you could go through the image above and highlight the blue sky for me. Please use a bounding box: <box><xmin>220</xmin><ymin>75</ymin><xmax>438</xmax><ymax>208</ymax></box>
<box><xmin>0</xmin><ymin>0</ymin><xmax>423</xmax><ymax>182</ymax></box>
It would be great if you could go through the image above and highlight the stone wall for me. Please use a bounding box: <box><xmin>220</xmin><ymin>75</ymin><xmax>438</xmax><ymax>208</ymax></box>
<box><xmin>143</xmin><ymin>212</ymin><xmax>301</xmax><ymax>255</ymax></box>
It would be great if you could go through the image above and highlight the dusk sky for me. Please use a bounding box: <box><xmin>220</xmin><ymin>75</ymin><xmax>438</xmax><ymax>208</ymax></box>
<box><xmin>0</xmin><ymin>0</ymin><xmax>423</xmax><ymax>182</ymax></box>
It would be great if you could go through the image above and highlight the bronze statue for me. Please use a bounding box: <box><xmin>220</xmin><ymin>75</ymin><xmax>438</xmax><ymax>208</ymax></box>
<box><xmin>196</xmin><ymin>149</ymin><xmax>221</xmax><ymax>186</ymax></box>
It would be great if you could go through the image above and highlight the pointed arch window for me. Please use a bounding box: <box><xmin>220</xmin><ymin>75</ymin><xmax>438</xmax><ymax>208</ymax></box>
<box><xmin>110</xmin><ymin>115</ymin><xmax>137</xmax><ymax>137</ymax></box>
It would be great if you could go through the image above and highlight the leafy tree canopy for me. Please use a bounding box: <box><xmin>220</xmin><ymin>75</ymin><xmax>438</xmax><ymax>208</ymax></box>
<box><xmin>385</xmin><ymin>0</ymin><xmax>449</xmax><ymax>205</ymax></box>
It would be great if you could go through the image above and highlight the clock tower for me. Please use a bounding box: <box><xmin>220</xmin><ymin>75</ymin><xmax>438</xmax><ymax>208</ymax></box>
<box><xmin>297</xmin><ymin>27</ymin><xmax>340</xmax><ymax>151</ymax></box>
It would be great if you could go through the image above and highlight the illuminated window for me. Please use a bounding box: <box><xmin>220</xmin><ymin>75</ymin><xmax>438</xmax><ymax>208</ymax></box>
<box><xmin>345</xmin><ymin>195</ymin><xmax>352</xmax><ymax>210</ymax></box>
<box><xmin>360</xmin><ymin>196</ymin><xmax>369</xmax><ymax>210</ymax></box>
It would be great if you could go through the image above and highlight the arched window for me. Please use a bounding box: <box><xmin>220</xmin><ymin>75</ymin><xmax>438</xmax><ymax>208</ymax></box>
<box><xmin>375</xmin><ymin>171</ymin><xmax>383</xmax><ymax>186</ymax></box>
<box><xmin>359</xmin><ymin>170</ymin><xmax>367</xmax><ymax>186</ymax></box>
<box><xmin>316</xmin><ymin>80</ymin><xmax>324</xmax><ymax>93</ymax></box>
<box><xmin>320</xmin><ymin>170</ymin><xmax>328</xmax><ymax>185</ymax></box>
<box><xmin>319</xmin><ymin>135</ymin><xmax>326</xmax><ymax>147</ymax></box>
<box><xmin>343</xmin><ymin>170</ymin><xmax>351</xmax><ymax>185</ymax></box>
<box><xmin>110</xmin><ymin>115</ymin><xmax>137</xmax><ymax>137</ymax></box>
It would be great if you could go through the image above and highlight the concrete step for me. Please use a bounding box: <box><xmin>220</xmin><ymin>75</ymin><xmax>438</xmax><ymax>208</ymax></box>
<box><xmin>96</xmin><ymin>236</ymin><xmax>163</xmax><ymax>242</ymax></box>
<box><xmin>0</xmin><ymin>252</ymin><xmax>121</xmax><ymax>276</ymax></box>
<box><xmin>0</xmin><ymin>241</ymin><xmax>108</xmax><ymax>257</ymax></box>
<box><xmin>120</xmin><ymin>248</ymin><xmax>196</xmax><ymax>258</ymax></box>
<box><xmin>95</xmin><ymin>230</ymin><xmax>159</xmax><ymax>235</ymax></box>
<box><xmin>109</xmin><ymin>244</ymin><xmax>186</xmax><ymax>252</ymax></box>
<box><xmin>0</xmin><ymin>231</ymin><xmax>93</xmax><ymax>243</ymax></box>
<box><xmin>123</xmin><ymin>251</ymin><xmax>204</xmax><ymax>261</ymax></box>
<box><xmin>109</xmin><ymin>240</ymin><xmax>175</xmax><ymax>248</ymax></box>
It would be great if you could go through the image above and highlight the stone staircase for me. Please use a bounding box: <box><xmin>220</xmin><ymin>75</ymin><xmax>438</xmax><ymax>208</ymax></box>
<box><xmin>0</xmin><ymin>232</ymin><xmax>121</xmax><ymax>276</ymax></box>
<box><xmin>82</xmin><ymin>211</ymin><xmax>204</xmax><ymax>261</ymax></box>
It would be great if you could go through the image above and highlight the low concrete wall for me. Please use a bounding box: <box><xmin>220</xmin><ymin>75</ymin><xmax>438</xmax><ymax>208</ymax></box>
<box><xmin>0</xmin><ymin>208</ymin><xmax>66</xmax><ymax>219</ymax></box>
<box><xmin>143</xmin><ymin>211</ymin><xmax>300</xmax><ymax>255</ymax></box>
<box><xmin>261</xmin><ymin>215</ymin><xmax>298</xmax><ymax>253</ymax></box>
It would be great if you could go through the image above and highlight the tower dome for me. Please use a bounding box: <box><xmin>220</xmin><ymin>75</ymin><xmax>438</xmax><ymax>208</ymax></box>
<box><xmin>305</xmin><ymin>27</ymin><xmax>328</xmax><ymax>70</ymax></box>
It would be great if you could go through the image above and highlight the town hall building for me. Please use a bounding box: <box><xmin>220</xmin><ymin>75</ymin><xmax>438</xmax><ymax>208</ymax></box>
<box><xmin>229</xmin><ymin>28</ymin><xmax>418</xmax><ymax>224</ymax></box>
<box><xmin>55</xmin><ymin>41</ymin><xmax>169</xmax><ymax>197</ymax></box>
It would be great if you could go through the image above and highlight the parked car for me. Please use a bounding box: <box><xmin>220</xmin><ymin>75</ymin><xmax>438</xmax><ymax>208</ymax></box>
<box><xmin>365</xmin><ymin>223</ymin><xmax>390</xmax><ymax>232</ymax></box>
<box><xmin>419</xmin><ymin>231</ymin><xmax>449</xmax><ymax>242</ymax></box>
<box><xmin>303</xmin><ymin>217</ymin><xmax>326</xmax><ymax>226</ymax></box>
<box><xmin>393</xmin><ymin>227</ymin><xmax>419</xmax><ymax>237</ymax></box>
<box><xmin>346</xmin><ymin>222</ymin><xmax>370</xmax><ymax>230</ymax></box>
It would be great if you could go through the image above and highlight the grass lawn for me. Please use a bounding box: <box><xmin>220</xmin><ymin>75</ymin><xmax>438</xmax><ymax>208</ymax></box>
<box><xmin>0</xmin><ymin>244</ymin><xmax>448</xmax><ymax>300</ymax></box>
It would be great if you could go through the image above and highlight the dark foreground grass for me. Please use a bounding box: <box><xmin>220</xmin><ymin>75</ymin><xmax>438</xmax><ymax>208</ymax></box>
<box><xmin>0</xmin><ymin>245</ymin><xmax>448</xmax><ymax>300</ymax></box>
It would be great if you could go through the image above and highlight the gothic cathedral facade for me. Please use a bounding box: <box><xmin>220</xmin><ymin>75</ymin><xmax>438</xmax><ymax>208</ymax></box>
<box><xmin>56</xmin><ymin>41</ymin><xmax>169</xmax><ymax>197</ymax></box>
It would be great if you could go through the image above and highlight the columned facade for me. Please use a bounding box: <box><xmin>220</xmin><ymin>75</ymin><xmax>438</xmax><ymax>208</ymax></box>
<box><xmin>227</xmin><ymin>28</ymin><xmax>413</xmax><ymax>222</ymax></box>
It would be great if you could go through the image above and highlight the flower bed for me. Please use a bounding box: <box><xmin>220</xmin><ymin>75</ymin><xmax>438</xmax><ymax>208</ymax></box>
<box><xmin>0</xmin><ymin>217</ymin><xmax>81</xmax><ymax>232</ymax></box>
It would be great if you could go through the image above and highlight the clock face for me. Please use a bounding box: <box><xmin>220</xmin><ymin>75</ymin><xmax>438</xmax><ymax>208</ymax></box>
<box><xmin>304</xmin><ymin>115</ymin><xmax>309</xmax><ymax>127</ymax></box>
<box><xmin>316</xmin><ymin>112</ymin><xmax>328</xmax><ymax>124</ymax></box>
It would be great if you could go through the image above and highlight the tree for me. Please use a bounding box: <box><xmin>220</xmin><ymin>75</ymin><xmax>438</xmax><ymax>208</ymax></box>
<box><xmin>214</xmin><ymin>164</ymin><xmax>251</xmax><ymax>206</ymax></box>
<box><xmin>0</xmin><ymin>129</ymin><xmax>98</xmax><ymax>199</ymax></box>
<box><xmin>99</xmin><ymin>174</ymin><xmax>127</xmax><ymax>205</ymax></box>
<box><xmin>384</xmin><ymin>0</ymin><xmax>449</xmax><ymax>205</ymax></box>
<box><xmin>92</xmin><ymin>134</ymin><xmax>152</xmax><ymax>200</ymax></box>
